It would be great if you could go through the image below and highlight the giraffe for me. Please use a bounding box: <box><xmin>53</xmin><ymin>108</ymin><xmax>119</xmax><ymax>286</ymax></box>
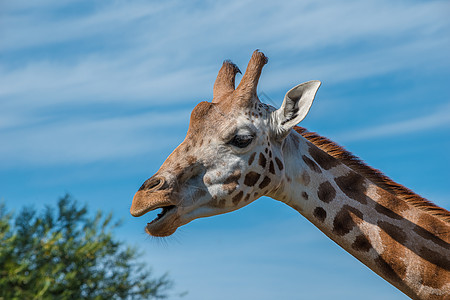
<box><xmin>130</xmin><ymin>51</ymin><xmax>450</xmax><ymax>299</ymax></box>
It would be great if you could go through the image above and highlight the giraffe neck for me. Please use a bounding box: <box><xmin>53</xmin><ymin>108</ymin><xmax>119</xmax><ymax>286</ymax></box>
<box><xmin>272</xmin><ymin>129</ymin><xmax>450</xmax><ymax>300</ymax></box>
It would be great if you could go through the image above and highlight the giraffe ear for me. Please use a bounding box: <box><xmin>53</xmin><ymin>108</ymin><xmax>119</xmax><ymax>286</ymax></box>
<box><xmin>271</xmin><ymin>80</ymin><xmax>321</xmax><ymax>140</ymax></box>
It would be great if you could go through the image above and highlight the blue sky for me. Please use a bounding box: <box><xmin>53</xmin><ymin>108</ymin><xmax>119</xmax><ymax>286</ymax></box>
<box><xmin>1</xmin><ymin>0</ymin><xmax>449</xmax><ymax>299</ymax></box>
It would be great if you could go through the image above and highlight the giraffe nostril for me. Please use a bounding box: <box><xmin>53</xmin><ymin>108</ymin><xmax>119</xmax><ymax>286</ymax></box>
<box><xmin>139</xmin><ymin>177</ymin><xmax>165</xmax><ymax>191</ymax></box>
<box><xmin>147</xmin><ymin>179</ymin><xmax>161</xmax><ymax>190</ymax></box>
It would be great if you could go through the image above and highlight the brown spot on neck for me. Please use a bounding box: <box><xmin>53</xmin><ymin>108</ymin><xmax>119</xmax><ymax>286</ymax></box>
<box><xmin>333</xmin><ymin>205</ymin><xmax>363</xmax><ymax>236</ymax></box>
<box><xmin>317</xmin><ymin>181</ymin><xmax>336</xmax><ymax>203</ymax></box>
<box><xmin>352</xmin><ymin>234</ymin><xmax>372</xmax><ymax>252</ymax></box>
<box><xmin>334</xmin><ymin>172</ymin><xmax>367</xmax><ymax>204</ymax></box>
<box><xmin>313</xmin><ymin>207</ymin><xmax>327</xmax><ymax>222</ymax></box>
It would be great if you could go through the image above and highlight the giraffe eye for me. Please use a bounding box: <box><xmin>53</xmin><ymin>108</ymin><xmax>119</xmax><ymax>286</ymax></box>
<box><xmin>228</xmin><ymin>134</ymin><xmax>254</xmax><ymax>148</ymax></box>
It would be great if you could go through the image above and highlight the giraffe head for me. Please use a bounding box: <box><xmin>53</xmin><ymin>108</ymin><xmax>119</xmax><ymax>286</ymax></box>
<box><xmin>131</xmin><ymin>51</ymin><xmax>321</xmax><ymax>236</ymax></box>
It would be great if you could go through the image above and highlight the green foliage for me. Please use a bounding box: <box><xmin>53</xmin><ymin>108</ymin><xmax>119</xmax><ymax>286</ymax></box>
<box><xmin>0</xmin><ymin>195</ymin><xmax>173</xmax><ymax>300</ymax></box>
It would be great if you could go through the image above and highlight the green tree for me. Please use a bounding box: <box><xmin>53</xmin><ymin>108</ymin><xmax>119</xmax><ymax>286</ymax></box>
<box><xmin>0</xmin><ymin>195</ymin><xmax>173</xmax><ymax>300</ymax></box>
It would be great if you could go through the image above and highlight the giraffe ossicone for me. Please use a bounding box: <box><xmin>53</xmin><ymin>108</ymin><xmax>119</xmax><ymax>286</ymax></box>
<box><xmin>131</xmin><ymin>50</ymin><xmax>450</xmax><ymax>299</ymax></box>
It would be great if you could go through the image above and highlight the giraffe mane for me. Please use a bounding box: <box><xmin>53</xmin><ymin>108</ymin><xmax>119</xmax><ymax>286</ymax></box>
<box><xmin>294</xmin><ymin>126</ymin><xmax>450</xmax><ymax>223</ymax></box>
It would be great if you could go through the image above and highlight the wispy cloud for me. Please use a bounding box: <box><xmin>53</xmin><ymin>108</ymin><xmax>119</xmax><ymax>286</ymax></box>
<box><xmin>0</xmin><ymin>1</ymin><xmax>172</xmax><ymax>52</ymax></box>
<box><xmin>335</xmin><ymin>103</ymin><xmax>450</xmax><ymax>142</ymax></box>
<box><xmin>2</xmin><ymin>0</ymin><xmax>449</xmax><ymax>103</ymax></box>
<box><xmin>0</xmin><ymin>109</ymin><xmax>190</xmax><ymax>167</ymax></box>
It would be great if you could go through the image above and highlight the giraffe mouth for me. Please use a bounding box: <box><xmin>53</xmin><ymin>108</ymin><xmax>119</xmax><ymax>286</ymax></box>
<box><xmin>131</xmin><ymin>189</ymin><xmax>181</xmax><ymax>236</ymax></box>
<box><xmin>147</xmin><ymin>205</ymin><xmax>177</xmax><ymax>225</ymax></box>
<box><xmin>144</xmin><ymin>204</ymin><xmax>180</xmax><ymax>237</ymax></box>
